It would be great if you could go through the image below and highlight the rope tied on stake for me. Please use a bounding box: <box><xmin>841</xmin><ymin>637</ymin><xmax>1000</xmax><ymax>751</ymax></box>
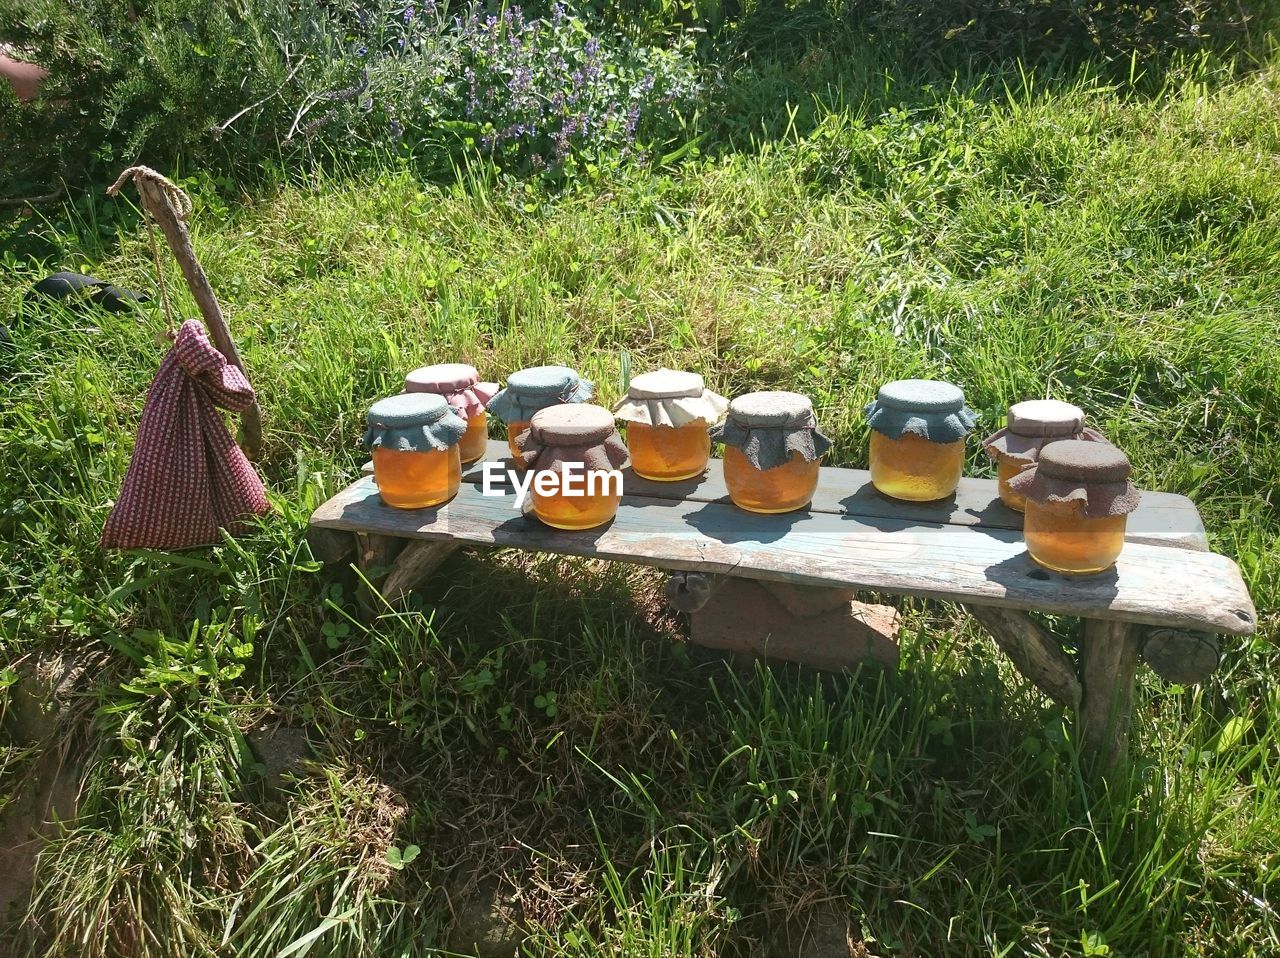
<box><xmin>107</xmin><ymin>165</ymin><xmax>263</xmax><ymax>457</ymax></box>
<box><xmin>109</xmin><ymin>166</ymin><xmax>190</xmax><ymax>337</ymax></box>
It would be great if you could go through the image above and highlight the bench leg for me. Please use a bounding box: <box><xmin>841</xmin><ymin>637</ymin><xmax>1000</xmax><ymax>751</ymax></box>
<box><xmin>968</xmin><ymin>605</ymin><xmax>1081</xmax><ymax>709</ymax></box>
<box><xmin>1078</xmin><ymin>619</ymin><xmax>1142</xmax><ymax>769</ymax></box>
<box><xmin>353</xmin><ymin>535</ymin><xmax>462</xmax><ymax>612</ymax></box>
<box><xmin>382</xmin><ymin>541</ymin><xmax>462</xmax><ymax>603</ymax></box>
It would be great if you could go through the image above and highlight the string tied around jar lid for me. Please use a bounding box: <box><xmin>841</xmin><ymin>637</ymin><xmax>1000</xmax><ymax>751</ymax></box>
<box><xmin>363</xmin><ymin>392</ymin><xmax>468</xmax><ymax>452</ymax></box>
<box><xmin>515</xmin><ymin>404</ymin><xmax>629</xmax><ymax>474</ymax></box>
<box><xmin>487</xmin><ymin>365</ymin><xmax>594</xmax><ymax>423</ymax></box>
<box><xmin>1008</xmin><ymin>439</ymin><xmax>1141</xmax><ymax>518</ymax></box>
<box><xmin>405</xmin><ymin>363</ymin><xmax>499</xmax><ymax>419</ymax></box>
<box><xmin>710</xmin><ymin>390</ymin><xmax>831</xmax><ymax>471</ymax></box>
<box><xmin>864</xmin><ymin>379</ymin><xmax>978</xmax><ymax>443</ymax></box>
<box><xmin>612</xmin><ymin>368</ymin><xmax>729</xmax><ymax>428</ymax></box>
<box><xmin>982</xmin><ymin>399</ymin><xmax>1108</xmax><ymax>465</ymax></box>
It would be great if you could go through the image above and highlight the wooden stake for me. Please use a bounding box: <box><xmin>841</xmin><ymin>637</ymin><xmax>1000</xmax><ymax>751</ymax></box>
<box><xmin>107</xmin><ymin>166</ymin><xmax>263</xmax><ymax>458</ymax></box>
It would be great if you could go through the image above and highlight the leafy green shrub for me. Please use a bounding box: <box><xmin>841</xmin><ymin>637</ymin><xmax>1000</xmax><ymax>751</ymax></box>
<box><xmin>0</xmin><ymin>0</ymin><xmax>706</xmax><ymax>199</ymax></box>
<box><xmin>740</xmin><ymin>0</ymin><xmax>1261</xmax><ymax>64</ymax></box>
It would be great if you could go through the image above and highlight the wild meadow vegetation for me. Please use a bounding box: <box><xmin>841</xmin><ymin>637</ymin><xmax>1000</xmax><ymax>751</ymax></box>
<box><xmin>3</xmin><ymin>1</ymin><xmax>1280</xmax><ymax>955</ymax></box>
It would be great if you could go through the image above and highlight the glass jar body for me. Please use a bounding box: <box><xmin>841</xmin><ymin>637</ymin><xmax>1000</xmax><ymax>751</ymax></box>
<box><xmin>532</xmin><ymin>475</ymin><xmax>621</xmax><ymax>530</ymax></box>
<box><xmin>869</xmin><ymin>431</ymin><xmax>965</xmax><ymax>502</ymax></box>
<box><xmin>996</xmin><ymin>455</ymin><xmax>1031</xmax><ymax>512</ymax></box>
<box><xmin>458</xmin><ymin>410</ymin><xmax>489</xmax><ymax>465</ymax></box>
<box><xmin>1023</xmin><ymin>499</ymin><xmax>1127</xmax><ymax>574</ymax></box>
<box><xmin>506</xmin><ymin>419</ymin><xmax>531</xmax><ymax>461</ymax></box>
<box><xmin>372</xmin><ymin>446</ymin><xmax>462</xmax><ymax>509</ymax></box>
<box><xmin>723</xmin><ymin>447</ymin><xmax>820</xmax><ymax>514</ymax></box>
<box><xmin>627</xmin><ymin>421</ymin><xmax>710</xmax><ymax>481</ymax></box>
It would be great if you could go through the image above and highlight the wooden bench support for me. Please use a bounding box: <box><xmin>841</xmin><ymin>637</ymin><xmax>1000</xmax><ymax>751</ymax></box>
<box><xmin>1141</xmin><ymin>629</ymin><xmax>1220</xmax><ymax>685</ymax></box>
<box><xmin>382</xmin><ymin>540</ymin><xmax>462</xmax><ymax>602</ymax></box>
<box><xmin>689</xmin><ymin>578</ymin><xmax>901</xmax><ymax>672</ymax></box>
<box><xmin>313</xmin><ymin>441</ymin><xmax>1256</xmax><ymax>777</ymax></box>
<box><xmin>663</xmin><ymin>572</ymin><xmax>722</xmax><ymax>613</ymax></box>
<box><xmin>1079</xmin><ymin>619</ymin><xmax>1142</xmax><ymax>767</ymax></box>
<box><xmin>352</xmin><ymin>533</ymin><xmax>462</xmax><ymax>611</ymax></box>
<box><xmin>968</xmin><ymin>605</ymin><xmax>1081</xmax><ymax>709</ymax></box>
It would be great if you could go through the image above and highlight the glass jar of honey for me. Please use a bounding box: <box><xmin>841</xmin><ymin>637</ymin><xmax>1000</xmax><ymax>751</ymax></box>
<box><xmin>864</xmin><ymin>379</ymin><xmax>977</xmax><ymax>501</ymax></box>
<box><xmin>982</xmin><ymin>399</ymin><xmax>1107</xmax><ymax>512</ymax></box>
<box><xmin>363</xmin><ymin>393</ymin><xmax>467</xmax><ymax>509</ymax></box>
<box><xmin>1008</xmin><ymin>439</ymin><xmax>1140</xmax><ymax>575</ymax></box>
<box><xmin>516</xmin><ymin>404</ymin><xmax>629</xmax><ymax>530</ymax></box>
<box><xmin>404</xmin><ymin>363</ymin><xmax>498</xmax><ymax>466</ymax></box>
<box><xmin>711</xmin><ymin>391</ymin><xmax>831</xmax><ymax>514</ymax></box>
<box><xmin>612</xmin><ymin>368</ymin><xmax>728</xmax><ymax>481</ymax></box>
<box><xmin>487</xmin><ymin>365</ymin><xmax>594</xmax><ymax>461</ymax></box>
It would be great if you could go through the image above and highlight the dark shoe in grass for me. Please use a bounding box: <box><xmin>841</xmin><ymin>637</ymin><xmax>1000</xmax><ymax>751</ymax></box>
<box><xmin>29</xmin><ymin>271</ymin><xmax>149</xmax><ymax>313</ymax></box>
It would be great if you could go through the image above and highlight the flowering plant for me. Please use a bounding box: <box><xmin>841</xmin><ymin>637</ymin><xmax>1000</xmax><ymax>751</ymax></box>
<box><xmin>299</xmin><ymin>1</ymin><xmax>706</xmax><ymax>174</ymax></box>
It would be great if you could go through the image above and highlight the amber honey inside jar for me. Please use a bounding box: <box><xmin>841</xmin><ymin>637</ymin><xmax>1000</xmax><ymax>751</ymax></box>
<box><xmin>712</xmin><ymin>390</ymin><xmax>830</xmax><ymax>514</ymax></box>
<box><xmin>533</xmin><ymin>483</ymin><xmax>622</xmax><ymax>530</ymax></box>
<box><xmin>982</xmin><ymin>399</ymin><xmax>1103</xmax><ymax>514</ymax></box>
<box><xmin>364</xmin><ymin>392</ymin><xmax>468</xmax><ymax>510</ymax></box>
<box><xmin>372</xmin><ymin>446</ymin><xmax>461</xmax><ymax>509</ymax></box>
<box><xmin>869</xmin><ymin>431</ymin><xmax>966</xmax><ymax>503</ymax></box>
<box><xmin>519</xmin><ymin>403</ymin><xmax>629</xmax><ymax>531</ymax></box>
<box><xmin>1023</xmin><ymin>499</ymin><xmax>1127</xmax><ymax>574</ymax></box>
<box><xmin>864</xmin><ymin>379</ymin><xmax>976</xmax><ymax>502</ymax></box>
<box><xmin>487</xmin><ymin>365</ymin><xmax>595</xmax><ymax>466</ymax></box>
<box><xmin>613</xmin><ymin>369</ymin><xmax>727</xmax><ymax>483</ymax></box>
<box><xmin>1009</xmin><ymin>439</ymin><xmax>1140</xmax><ymax>576</ymax></box>
<box><xmin>996</xmin><ymin>456</ymin><xmax>1031</xmax><ymax>512</ymax></box>
<box><xmin>506</xmin><ymin>419</ymin><xmax>531</xmax><ymax>460</ymax></box>
<box><xmin>627</xmin><ymin>422</ymin><xmax>710</xmax><ymax>480</ymax></box>
<box><xmin>404</xmin><ymin>362</ymin><xmax>498</xmax><ymax>467</ymax></box>
<box><xmin>459</xmin><ymin>410</ymin><xmax>489</xmax><ymax>464</ymax></box>
<box><xmin>723</xmin><ymin>447</ymin><xmax>820</xmax><ymax>513</ymax></box>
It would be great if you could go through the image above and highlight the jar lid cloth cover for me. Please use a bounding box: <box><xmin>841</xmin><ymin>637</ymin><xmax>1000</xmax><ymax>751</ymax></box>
<box><xmin>404</xmin><ymin>363</ymin><xmax>499</xmax><ymax>419</ymax></box>
<box><xmin>515</xmin><ymin>404</ymin><xmax>629</xmax><ymax>474</ymax></box>
<box><xmin>612</xmin><ymin>368</ymin><xmax>729</xmax><ymax>428</ymax></box>
<box><xmin>487</xmin><ymin>365</ymin><xmax>594</xmax><ymax>422</ymax></box>
<box><xmin>1008</xmin><ymin>440</ymin><xmax>1140</xmax><ymax>517</ymax></box>
<box><xmin>864</xmin><ymin>379</ymin><xmax>978</xmax><ymax>443</ymax></box>
<box><xmin>364</xmin><ymin>393</ymin><xmax>468</xmax><ymax>452</ymax></box>
<box><xmin>983</xmin><ymin>399</ymin><xmax>1107</xmax><ymax>464</ymax></box>
<box><xmin>710</xmin><ymin>390</ymin><xmax>831</xmax><ymax>471</ymax></box>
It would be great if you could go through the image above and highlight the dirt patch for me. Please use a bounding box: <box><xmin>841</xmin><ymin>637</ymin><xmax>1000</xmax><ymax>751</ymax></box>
<box><xmin>0</xmin><ymin>653</ymin><xmax>95</xmax><ymax>926</ymax></box>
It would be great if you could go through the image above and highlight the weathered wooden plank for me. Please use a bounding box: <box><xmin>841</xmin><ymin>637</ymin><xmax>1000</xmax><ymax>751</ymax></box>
<box><xmin>1079</xmin><ymin>620</ymin><xmax>1142</xmax><ymax>767</ymax></box>
<box><xmin>365</xmin><ymin>440</ymin><xmax>1207</xmax><ymax>550</ymax></box>
<box><xmin>311</xmin><ymin>476</ymin><xmax>1256</xmax><ymax>635</ymax></box>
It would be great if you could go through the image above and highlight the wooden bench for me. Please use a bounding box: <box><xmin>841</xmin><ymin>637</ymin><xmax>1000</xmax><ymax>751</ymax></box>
<box><xmin>309</xmin><ymin>439</ymin><xmax>1256</xmax><ymax>770</ymax></box>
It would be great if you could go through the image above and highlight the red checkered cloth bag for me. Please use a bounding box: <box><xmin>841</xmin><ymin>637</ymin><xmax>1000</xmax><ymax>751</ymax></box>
<box><xmin>101</xmin><ymin>319</ymin><xmax>270</xmax><ymax>549</ymax></box>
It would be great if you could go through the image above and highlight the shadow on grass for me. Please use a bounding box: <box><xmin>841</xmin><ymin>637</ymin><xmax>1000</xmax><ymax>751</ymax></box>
<box><xmin>300</xmin><ymin>543</ymin><xmax>1188</xmax><ymax>948</ymax></box>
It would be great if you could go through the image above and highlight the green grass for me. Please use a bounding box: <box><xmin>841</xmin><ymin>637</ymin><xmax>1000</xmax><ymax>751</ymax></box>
<box><xmin>3</xmin><ymin>37</ymin><xmax>1280</xmax><ymax>958</ymax></box>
